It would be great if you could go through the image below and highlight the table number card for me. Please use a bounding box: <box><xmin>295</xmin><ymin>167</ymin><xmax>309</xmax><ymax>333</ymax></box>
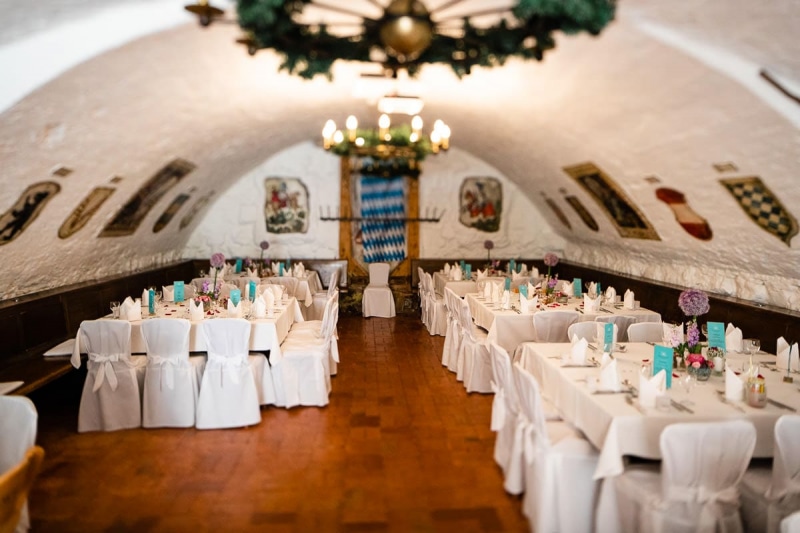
<box><xmin>573</xmin><ymin>278</ymin><xmax>582</xmax><ymax>297</ymax></box>
<box><xmin>465</xmin><ymin>264</ymin><xmax>472</xmax><ymax>278</ymax></box>
<box><xmin>603</xmin><ymin>322</ymin><xmax>614</xmax><ymax>352</ymax></box>
<box><xmin>653</xmin><ymin>345</ymin><xmax>673</xmax><ymax>388</ymax></box>
<box><xmin>248</xmin><ymin>280</ymin><xmax>257</xmax><ymax>302</ymax></box>
<box><xmin>279</xmin><ymin>262</ymin><xmax>284</xmax><ymax>276</ymax></box>
<box><xmin>235</xmin><ymin>258</ymin><xmax>243</xmax><ymax>273</ymax></box>
<box><xmin>509</xmin><ymin>259</ymin><xmax>516</xmax><ymax>273</ymax></box>
<box><xmin>230</xmin><ymin>288</ymin><xmax>241</xmax><ymax>306</ymax></box>
<box><xmin>707</xmin><ymin>322</ymin><xmax>726</xmax><ymax>350</ymax></box>
<box><xmin>459</xmin><ymin>260</ymin><xmax>465</xmax><ymax>271</ymax></box>
<box><xmin>148</xmin><ymin>289</ymin><xmax>155</xmax><ymax>315</ymax></box>
<box><xmin>596</xmin><ymin>282</ymin><xmax>602</xmax><ymax>294</ymax></box>
<box><xmin>519</xmin><ymin>284</ymin><xmax>528</xmax><ymax>298</ymax></box>
<box><xmin>174</xmin><ymin>281</ymin><xmax>185</xmax><ymax>303</ymax></box>
<box><xmin>504</xmin><ymin>277</ymin><xmax>511</xmax><ymax>291</ymax></box>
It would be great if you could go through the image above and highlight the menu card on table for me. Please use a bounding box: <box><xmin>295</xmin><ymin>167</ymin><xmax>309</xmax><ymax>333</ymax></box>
<box><xmin>602</xmin><ymin>322</ymin><xmax>614</xmax><ymax>352</ymax></box>
<box><xmin>230</xmin><ymin>289</ymin><xmax>241</xmax><ymax>306</ymax></box>
<box><xmin>706</xmin><ymin>321</ymin><xmax>726</xmax><ymax>350</ymax></box>
<box><xmin>573</xmin><ymin>278</ymin><xmax>582</xmax><ymax>297</ymax></box>
<box><xmin>653</xmin><ymin>345</ymin><xmax>673</xmax><ymax>388</ymax></box>
<box><xmin>465</xmin><ymin>264</ymin><xmax>472</xmax><ymax>278</ymax></box>
<box><xmin>279</xmin><ymin>262</ymin><xmax>285</xmax><ymax>276</ymax></box>
<box><xmin>148</xmin><ymin>289</ymin><xmax>155</xmax><ymax>315</ymax></box>
<box><xmin>519</xmin><ymin>284</ymin><xmax>528</xmax><ymax>298</ymax></box>
<box><xmin>504</xmin><ymin>277</ymin><xmax>511</xmax><ymax>291</ymax></box>
<box><xmin>235</xmin><ymin>258</ymin><xmax>243</xmax><ymax>273</ymax></box>
<box><xmin>509</xmin><ymin>259</ymin><xmax>516</xmax><ymax>273</ymax></box>
<box><xmin>173</xmin><ymin>281</ymin><xmax>185</xmax><ymax>303</ymax></box>
<box><xmin>248</xmin><ymin>280</ymin><xmax>257</xmax><ymax>302</ymax></box>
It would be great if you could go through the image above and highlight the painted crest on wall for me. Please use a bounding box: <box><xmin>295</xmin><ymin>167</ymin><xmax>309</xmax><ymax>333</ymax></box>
<box><xmin>0</xmin><ymin>182</ymin><xmax>61</xmax><ymax>245</ymax></box>
<box><xmin>264</xmin><ymin>177</ymin><xmax>309</xmax><ymax>234</ymax></box>
<box><xmin>563</xmin><ymin>162</ymin><xmax>660</xmax><ymax>240</ymax></box>
<box><xmin>153</xmin><ymin>193</ymin><xmax>191</xmax><ymax>233</ymax></box>
<box><xmin>564</xmin><ymin>195</ymin><xmax>598</xmax><ymax>231</ymax></box>
<box><xmin>720</xmin><ymin>176</ymin><xmax>797</xmax><ymax>246</ymax></box>
<box><xmin>655</xmin><ymin>187</ymin><xmax>712</xmax><ymax>241</ymax></box>
<box><xmin>459</xmin><ymin>177</ymin><xmax>501</xmax><ymax>232</ymax></box>
<box><xmin>58</xmin><ymin>186</ymin><xmax>115</xmax><ymax>239</ymax></box>
<box><xmin>100</xmin><ymin>158</ymin><xmax>195</xmax><ymax>237</ymax></box>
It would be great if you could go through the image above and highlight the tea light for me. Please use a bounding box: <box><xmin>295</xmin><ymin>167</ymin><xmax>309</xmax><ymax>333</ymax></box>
<box><xmin>745</xmin><ymin>378</ymin><xmax>767</xmax><ymax>408</ymax></box>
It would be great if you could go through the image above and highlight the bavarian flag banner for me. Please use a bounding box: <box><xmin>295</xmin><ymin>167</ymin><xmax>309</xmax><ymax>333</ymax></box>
<box><xmin>360</xmin><ymin>176</ymin><xmax>406</xmax><ymax>263</ymax></box>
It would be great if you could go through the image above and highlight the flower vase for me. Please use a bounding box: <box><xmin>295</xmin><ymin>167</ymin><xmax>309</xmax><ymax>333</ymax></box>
<box><xmin>688</xmin><ymin>365</ymin><xmax>711</xmax><ymax>381</ymax></box>
<box><xmin>713</xmin><ymin>356</ymin><xmax>725</xmax><ymax>376</ymax></box>
<box><xmin>673</xmin><ymin>350</ymin><xmax>685</xmax><ymax>370</ymax></box>
<box><xmin>203</xmin><ymin>299</ymin><xmax>213</xmax><ymax>313</ymax></box>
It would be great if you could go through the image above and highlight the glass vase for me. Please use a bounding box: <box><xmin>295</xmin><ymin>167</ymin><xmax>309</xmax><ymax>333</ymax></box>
<box><xmin>688</xmin><ymin>365</ymin><xmax>711</xmax><ymax>381</ymax></box>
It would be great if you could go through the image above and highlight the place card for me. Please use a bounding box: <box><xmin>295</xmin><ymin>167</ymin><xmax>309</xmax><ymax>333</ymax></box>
<box><xmin>174</xmin><ymin>281</ymin><xmax>185</xmax><ymax>303</ymax></box>
<box><xmin>504</xmin><ymin>277</ymin><xmax>511</xmax><ymax>291</ymax></box>
<box><xmin>148</xmin><ymin>288</ymin><xmax>155</xmax><ymax>315</ymax></box>
<box><xmin>459</xmin><ymin>260</ymin><xmax>465</xmax><ymax>270</ymax></box>
<box><xmin>573</xmin><ymin>278</ymin><xmax>582</xmax><ymax>297</ymax></box>
<box><xmin>596</xmin><ymin>282</ymin><xmax>602</xmax><ymax>294</ymax></box>
<box><xmin>602</xmin><ymin>322</ymin><xmax>614</xmax><ymax>352</ymax></box>
<box><xmin>653</xmin><ymin>345</ymin><xmax>673</xmax><ymax>388</ymax></box>
<box><xmin>509</xmin><ymin>259</ymin><xmax>516</xmax><ymax>273</ymax></box>
<box><xmin>235</xmin><ymin>258</ymin><xmax>243</xmax><ymax>273</ymax></box>
<box><xmin>230</xmin><ymin>288</ymin><xmax>241</xmax><ymax>306</ymax></box>
<box><xmin>248</xmin><ymin>280</ymin><xmax>257</xmax><ymax>302</ymax></box>
<box><xmin>279</xmin><ymin>262</ymin><xmax>285</xmax><ymax>276</ymax></box>
<box><xmin>707</xmin><ymin>321</ymin><xmax>726</xmax><ymax>350</ymax></box>
<box><xmin>465</xmin><ymin>264</ymin><xmax>472</xmax><ymax>278</ymax></box>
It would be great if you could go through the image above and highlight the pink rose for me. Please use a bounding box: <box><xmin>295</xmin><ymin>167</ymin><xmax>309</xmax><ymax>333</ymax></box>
<box><xmin>692</xmin><ymin>362</ymin><xmax>701</xmax><ymax>369</ymax></box>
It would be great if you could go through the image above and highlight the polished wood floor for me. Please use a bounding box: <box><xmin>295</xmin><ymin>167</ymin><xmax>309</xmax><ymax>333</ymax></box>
<box><xmin>27</xmin><ymin>315</ymin><xmax>527</xmax><ymax>532</ymax></box>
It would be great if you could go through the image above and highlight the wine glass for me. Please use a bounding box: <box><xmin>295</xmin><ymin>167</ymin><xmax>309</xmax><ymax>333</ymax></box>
<box><xmin>110</xmin><ymin>300</ymin><xmax>120</xmax><ymax>319</ymax></box>
<box><xmin>680</xmin><ymin>372</ymin><xmax>696</xmax><ymax>406</ymax></box>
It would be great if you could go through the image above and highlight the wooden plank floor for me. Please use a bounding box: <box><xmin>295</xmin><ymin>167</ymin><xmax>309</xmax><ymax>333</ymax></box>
<box><xmin>27</xmin><ymin>315</ymin><xmax>527</xmax><ymax>532</ymax></box>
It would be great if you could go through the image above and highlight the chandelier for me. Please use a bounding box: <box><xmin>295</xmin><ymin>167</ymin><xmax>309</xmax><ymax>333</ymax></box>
<box><xmin>184</xmin><ymin>0</ymin><xmax>617</xmax><ymax>79</ymax></box>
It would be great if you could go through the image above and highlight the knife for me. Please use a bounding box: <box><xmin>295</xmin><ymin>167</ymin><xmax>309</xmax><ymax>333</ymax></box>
<box><xmin>670</xmin><ymin>399</ymin><xmax>694</xmax><ymax>414</ymax></box>
<box><xmin>575</xmin><ymin>307</ymin><xmax>584</xmax><ymax>314</ymax></box>
<box><xmin>626</xmin><ymin>394</ymin><xmax>646</xmax><ymax>414</ymax></box>
<box><xmin>600</xmin><ymin>307</ymin><xmax>613</xmax><ymax>313</ymax></box>
<box><xmin>718</xmin><ymin>396</ymin><xmax>746</xmax><ymax>413</ymax></box>
<box><xmin>767</xmin><ymin>398</ymin><xmax>797</xmax><ymax>412</ymax></box>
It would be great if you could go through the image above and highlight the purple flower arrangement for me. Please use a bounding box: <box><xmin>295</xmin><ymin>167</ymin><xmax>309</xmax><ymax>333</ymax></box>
<box><xmin>678</xmin><ymin>288</ymin><xmax>709</xmax><ymax>317</ymax></box>
<box><xmin>209</xmin><ymin>253</ymin><xmax>225</xmax><ymax>298</ymax></box>
<box><xmin>484</xmin><ymin>240</ymin><xmax>494</xmax><ymax>263</ymax></box>
<box><xmin>543</xmin><ymin>252</ymin><xmax>559</xmax><ymax>278</ymax></box>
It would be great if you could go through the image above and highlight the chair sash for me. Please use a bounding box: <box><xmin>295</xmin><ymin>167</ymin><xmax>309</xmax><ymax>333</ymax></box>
<box><xmin>88</xmin><ymin>352</ymin><xmax>137</xmax><ymax>392</ymax></box>
<box><xmin>206</xmin><ymin>353</ymin><xmax>248</xmax><ymax>385</ymax></box>
<box><xmin>490</xmin><ymin>382</ymin><xmax>506</xmax><ymax>432</ymax></box>
<box><xmin>147</xmin><ymin>355</ymin><xmax>183</xmax><ymax>390</ymax></box>
<box><xmin>665</xmin><ymin>485</ymin><xmax>741</xmax><ymax>532</ymax></box>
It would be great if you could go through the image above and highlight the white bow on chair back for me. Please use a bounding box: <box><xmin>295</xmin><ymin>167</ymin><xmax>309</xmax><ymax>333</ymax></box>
<box><xmin>201</xmin><ymin>319</ymin><xmax>252</xmax><ymax>385</ymax></box>
<box><xmin>142</xmin><ymin>318</ymin><xmax>191</xmax><ymax>390</ymax></box>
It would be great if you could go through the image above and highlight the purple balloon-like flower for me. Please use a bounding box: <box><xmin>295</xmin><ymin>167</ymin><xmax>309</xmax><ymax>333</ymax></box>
<box><xmin>483</xmin><ymin>240</ymin><xmax>494</xmax><ymax>250</ymax></box>
<box><xmin>678</xmin><ymin>289</ymin><xmax>709</xmax><ymax>317</ymax></box>
<box><xmin>543</xmin><ymin>252</ymin><xmax>559</xmax><ymax>267</ymax></box>
<box><xmin>260</xmin><ymin>240</ymin><xmax>270</xmax><ymax>251</ymax></box>
<box><xmin>210</xmin><ymin>252</ymin><xmax>225</xmax><ymax>269</ymax></box>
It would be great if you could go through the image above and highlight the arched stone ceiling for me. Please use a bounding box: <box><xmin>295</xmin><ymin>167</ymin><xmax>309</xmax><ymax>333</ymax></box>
<box><xmin>1</xmin><ymin>0</ymin><xmax>799</xmax><ymax>308</ymax></box>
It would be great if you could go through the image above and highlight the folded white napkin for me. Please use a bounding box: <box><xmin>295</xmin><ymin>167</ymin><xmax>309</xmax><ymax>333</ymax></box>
<box><xmin>605</xmin><ymin>286</ymin><xmax>617</xmax><ymax>302</ymax></box>
<box><xmin>530</xmin><ymin>267</ymin><xmax>539</xmax><ymax>279</ymax></box>
<box><xmin>519</xmin><ymin>294</ymin><xmax>538</xmax><ymax>314</ymax></box>
<box><xmin>293</xmin><ymin>264</ymin><xmax>304</xmax><ymax>277</ymax></box>
<box><xmin>491</xmin><ymin>283</ymin><xmax>501</xmax><ymax>304</ymax></box>
<box><xmin>587</xmin><ymin>282</ymin><xmax>597</xmax><ymax>298</ymax></box>
<box><xmin>565</xmin><ymin>336</ymin><xmax>588</xmax><ymax>365</ymax></box>
<box><xmin>271</xmin><ymin>261</ymin><xmax>280</xmax><ymax>274</ymax></box>
<box><xmin>584</xmin><ymin>294</ymin><xmax>602</xmax><ymax>313</ymax></box>
<box><xmin>725</xmin><ymin>366</ymin><xmax>744</xmax><ymax>401</ymax></box>
<box><xmin>725</xmin><ymin>323</ymin><xmax>743</xmax><ymax>353</ymax></box>
<box><xmin>189</xmin><ymin>299</ymin><xmax>204</xmax><ymax>321</ymax></box>
<box><xmin>227</xmin><ymin>299</ymin><xmax>242</xmax><ymax>318</ymax></box>
<box><xmin>624</xmin><ymin>289</ymin><xmax>635</xmax><ymax>310</ymax></box>
<box><xmin>776</xmin><ymin>337</ymin><xmax>800</xmax><ymax>371</ymax></box>
<box><xmin>262</xmin><ymin>289</ymin><xmax>275</xmax><ymax>311</ymax></box>
<box><xmin>561</xmin><ymin>281</ymin><xmax>573</xmax><ymax>296</ymax></box>
<box><xmin>512</xmin><ymin>270</ymin><xmax>525</xmax><ymax>280</ymax></box>
<box><xmin>141</xmin><ymin>289</ymin><xmax>150</xmax><ymax>306</ymax></box>
<box><xmin>600</xmin><ymin>358</ymin><xmax>620</xmax><ymax>392</ymax></box>
<box><xmin>162</xmin><ymin>285</ymin><xmax>174</xmax><ymax>302</ymax></box>
<box><xmin>246</xmin><ymin>267</ymin><xmax>258</xmax><ymax>277</ymax></box>
<box><xmin>639</xmin><ymin>370</ymin><xmax>666</xmax><ymax>408</ymax></box>
<box><xmin>253</xmin><ymin>296</ymin><xmax>267</xmax><ymax>318</ymax></box>
<box><xmin>501</xmin><ymin>290</ymin><xmax>511</xmax><ymax>310</ymax></box>
<box><xmin>483</xmin><ymin>282</ymin><xmax>492</xmax><ymax>299</ymax></box>
<box><xmin>520</xmin><ymin>263</ymin><xmax>528</xmax><ymax>274</ymax></box>
<box><xmin>476</xmin><ymin>269</ymin><xmax>486</xmax><ymax>280</ymax></box>
<box><xmin>120</xmin><ymin>297</ymin><xmax>142</xmax><ymax>321</ymax></box>
<box><xmin>444</xmin><ymin>263</ymin><xmax>451</xmax><ymax>275</ymax></box>
<box><xmin>452</xmin><ymin>268</ymin><xmax>463</xmax><ymax>281</ymax></box>
<box><xmin>269</xmin><ymin>284</ymin><xmax>284</xmax><ymax>300</ymax></box>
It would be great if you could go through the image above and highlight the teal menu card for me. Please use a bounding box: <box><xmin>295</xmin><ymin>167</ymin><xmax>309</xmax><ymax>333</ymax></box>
<box><xmin>573</xmin><ymin>278</ymin><xmax>582</xmax><ymax>297</ymax></box>
<box><xmin>235</xmin><ymin>258</ymin><xmax>243</xmax><ymax>273</ymax></box>
<box><xmin>519</xmin><ymin>284</ymin><xmax>528</xmax><ymax>298</ymax></box>
<box><xmin>653</xmin><ymin>345</ymin><xmax>673</xmax><ymax>388</ymax></box>
<box><xmin>509</xmin><ymin>259</ymin><xmax>516</xmax><ymax>273</ymax></box>
<box><xmin>249</xmin><ymin>280</ymin><xmax>257</xmax><ymax>302</ymax></box>
<box><xmin>230</xmin><ymin>289</ymin><xmax>241</xmax><ymax>306</ymax></box>
<box><xmin>465</xmin><ymin>264</ymin><xmax>472</xmax><ymax>278</ymax></box>
<box><xmin>707</xmin><ymin>322</ymin><xmax>726</xmax><ymax>349</ymax></box>
<box><xmin>174</xmin><ymin>281</ymin><xmax>185</xmax><ymax>303</ymax></box>
<box><xmin>148</xmin><ymin>289</ymin><xmax>155</xmax><ymax>315</ymax></box>
<box><xmin>504</xmin><ymin>277</ymin><xmax>511</xmax><ymax>291</ymax></box>
<box><xmin>603</xmin><ymin>322</ymin><xmax>614</xmax><ymax>352</ymax></box>
<box><xmin>279</xmin><ymin>262</ymin><xmax>284</xmax><ymax>276</ymax></box>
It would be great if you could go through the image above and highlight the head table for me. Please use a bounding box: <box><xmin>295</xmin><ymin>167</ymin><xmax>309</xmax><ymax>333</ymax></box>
<box><xmin>466</xmin><ymin>293</ymin><xmax>661</xmax><ymax>354</ymax></box>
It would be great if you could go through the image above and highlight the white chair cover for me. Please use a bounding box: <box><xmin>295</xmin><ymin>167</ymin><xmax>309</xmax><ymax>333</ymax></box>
<box><xmin>741</xmin><ymin>415</ymin><xmax>800</xmax><ymax>533</ymax></box>
<box><xmin>287</xmin><ymin>291</ymin><xmax>341</xmax><ymax>376</ymax></box>
<box><xmin>418</xmin><ymin>267</ymin><xmax>429</xmax><ymax>327</ymax></box>
<box><xmin>614</xmin><ymin>420</ymin><xmax>757</xmax><ymax>533</ymax></box>
<box><xmin>0</xmin><ymin>396</ymin><xmax>38</xmax><ymax>533</ymax></box>
<box><xmin>72</xmin><ymin>320</ymin><xmax>146</xmax><ymax>432</ymax></box>
<box><xmin>442</xmin><ymin>288</ymin><xmax>463</xmax><ymax>373</ymax></box>
<box><xmin>196</xmin><ymin>319</ymin><xmax>262</xmax><ymax>429</ymax></box>
<box><xmin>595</xmin><ymin>314</ymin><xmax>638</xmax><ymax>342</ymax></box>
<box><xmin>781</xmin><ymin>512</ymin><xmax>800</xmax><ymax>533</ymax></box>
<box><xmin>141</xmin><ymin>318</ymin><xmax>201</xmax><ymax>428</ymax></box>
<box><xmin>567</xmin><ymin>321</ymin><xmax>598</xmax><ymax>342</ymax></box>
<box><xmin>627</xmin><ymin>321</ymin><xmax>665</xmax><ymax>343</ymax></box>
<box><xmin>488</xmin><ymin>343</ymin><xmax>523</xmax><ymax>494</ymax></box>
<box><xmin>423</xmin><ymin>272</ymin><xmax>447</xmax><ymax>336</ymax></box>
<box><xmin>512</xmin><ymin>363</ymin><xmax>599</xmax><ymax>531</ymax></box>
<box><xmin>457</xmin><ymin>299</ymin><xmax>492</xmax><ymax>393</ymax></box>
<box><xmin>307</xmin><ymin>269</ymin><xmax>339</xmax><ymax>321</ymax></box>
<box><xmin>362</xmin><ymin>263</ymin><xmax>396</xmax><ymax>318</ymax></box>
<box><xmin>533</xmin><ymin>310</ymin><xmax>580</xmax><ymax>342</ymax></box>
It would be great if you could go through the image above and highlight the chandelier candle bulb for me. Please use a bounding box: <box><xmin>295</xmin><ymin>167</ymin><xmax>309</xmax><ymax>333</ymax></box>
<box><xmin>430</xmin><ymin>130</ymin><xmax>441</xmax><ymax>153</ymax></box>
<box><xmin>346</xmin><ymin>115</ymin><xmax>358</xmax><ymax>142</ymax></box>
<box><xmin>411</xmin><ymin>115</ymin><xmax>423</xmax><ymax>136</ymax></box>
<box><xmin>378</xmin><ymin>114</ymin><xmax>391</xmax><ymax>139</ymax></box>
<box><xmin>440</xmin><ymin>124</ymin><xmax>451</xmax><ymax>150</ymax></box>
<box><xmin>333</xmin><ymin>130</ymin><xmax>344</xmax><ymax>144</ymax></box>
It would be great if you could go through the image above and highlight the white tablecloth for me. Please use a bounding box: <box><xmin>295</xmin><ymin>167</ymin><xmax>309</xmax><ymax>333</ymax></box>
<box><xmin>260</xmin><ymin>272</ymin><xmax>321</xmax><ymax>307</ymax></box>
<box><xmin>515</xmin><ymin>342</ymin><xmax>797</xmax><ymax>479</ymax></box>
<box><xmin>432</xmin><ymin>271</ymin><xmax>477</xmax><ymax>297</ymax></box>
<box><xmin>466</xmin><ymin>293</ymin><xmax>661</xmax><ymax>354</ymax></box>
<box><xmin>97</xmin><ymin>299</ymin><xmax>303</xmax><ymax>357</ymax></box>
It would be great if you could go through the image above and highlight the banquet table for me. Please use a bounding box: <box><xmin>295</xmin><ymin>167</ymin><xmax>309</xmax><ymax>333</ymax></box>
<box><xmin>432</xmin><ymin>271</ymin><xmax>478</xmax><ymax>297</ymax></box>
<box><xmin>259</xmin><ymin>272</ymin><xmax>321</xmax><ymax>307</ymax></box>
<box><xmin>79</xmin><ymin>299</ymin><xmax>303</xmax><ymax>357</ymax></box>
<box><xmin>514</xmin><ymin>342</ymin><xmax>798</xmax><ymax>479</ymax></box>
<box><xmin>466</xmin><ymin>293</ymin><xmax>661</xmax><ymax>354</ymax></box>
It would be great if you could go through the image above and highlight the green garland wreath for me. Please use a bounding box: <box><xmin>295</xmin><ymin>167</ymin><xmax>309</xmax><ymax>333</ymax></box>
<box><xmin>236</xmin><ymin>0</ymin><xmax>616</xmax><ymax>79</ymax></box>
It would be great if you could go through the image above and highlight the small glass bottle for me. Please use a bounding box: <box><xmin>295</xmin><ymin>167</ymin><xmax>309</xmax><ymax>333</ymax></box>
<box><xmin>640</xmin><ymin>359</ymin><xmax>652</xmax><ymax>378</ymax></box>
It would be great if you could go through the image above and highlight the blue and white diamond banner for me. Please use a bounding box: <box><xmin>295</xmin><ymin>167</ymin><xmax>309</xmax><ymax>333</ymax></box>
<box><xmin>360</xmin><ymin>176</ymin><xmax>406</xmax><ymax>263</ymax></box>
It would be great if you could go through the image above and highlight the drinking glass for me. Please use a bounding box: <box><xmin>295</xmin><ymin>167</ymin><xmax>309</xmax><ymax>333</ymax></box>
<box><xmin>680</xmin><ymin>373</ymin><xmax>696</xmax><ymax>406</ymax></box>
<box><xmin>110</xmin><ymin>301</ymin><xmax>120</xmax><ymax>319</ymax></box>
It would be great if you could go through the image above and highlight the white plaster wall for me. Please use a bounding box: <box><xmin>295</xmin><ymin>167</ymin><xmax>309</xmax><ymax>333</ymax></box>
<box><xmin>183</xmin><ymin>143</ymin><xmax>564</xmax><ymax>264</ymax></box>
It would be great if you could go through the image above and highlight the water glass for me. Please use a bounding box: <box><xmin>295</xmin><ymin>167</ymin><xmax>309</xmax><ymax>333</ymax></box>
<box><xmin>110</xmin><ymin>301</ymin><xmax>120</xmax><ymax>319</ymax></box>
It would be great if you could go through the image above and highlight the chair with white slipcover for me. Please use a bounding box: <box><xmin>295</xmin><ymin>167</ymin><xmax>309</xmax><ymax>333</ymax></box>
<box><xmin>457</xmin><ymin>298</ymin><xmax>492</xmax><ymax>393</ymax></box>
<box><xmin>441</xmin><ymin>288</ymin><xmax>463</xmax><ymax>372</ymax></box>
<box><xmin>488</xmin><ymin>343</ymin><xmax>523</xmax><ymax>494</ymax></box>
<box><xmin>0</xmin><ymin>445</ymin><xmax>43</xmax><ymax>533</ymax></box>
<box><xmin>362</xmin><ymin>262</ymin><xmax>396</xmax><ymax>318</ymax></box>
<box><xmin>595</xmin><ymin>314</ymin><xmax>638</xmax><ymax>343</ymax></box>
<box><xmin>287</xmin><ymin>291</ymin><xmax>340</xmax><ymax>375</ymax></box>
<box><xmin>614</xmin><ymin>420</ymin><xmax>756</xmax><ymax>533</ymax></box>
<box><xmin>567</xmin><ymin>321</ymin><xmax>598</xmax><ymax>342</ymax></box>
<box><xmin>512</xmin><ymin>363</ymin><xmax>599</xmax><ymax>531</ymax></box>
<box><xmin>533</xmin><ymin>310</ymin><xmax>580</xmax><ymax>342</ymax></box>
<box><xmin>196</xmin><ymin>319</ymin><xmax>262</xmax><ymax>429</ymax></box>
<box><xmin>422</xmin><ymin>272</ymin><xmax>447</xmax><ymax>336</ymax></box>
<box><xmin>417</xmin><ymin>267</ymin><xmax>428</xmax><ymax>327</ymax></box>
<box><xmin>627</xmin><ymin>321</ymin><xmax>665</xmax><ymax>343</ymax></box>
<box><xmin>740</xmin><ymin>415</ymin><xmax>800</xmax><ymax>533</ymax></box>
<box><xmin>0</xmin><ymin>396</ymin><xmax>38</xmax><ymax>533</ymax></box>
<box><xmin>307</xmin><ymin>269</ymin><xmax>339</xmax><ymax>321</ymax></box>
<box><xmin>781</xmin><ymin>512</ymin><xmax>800</xmax><ymax>533</ymax></box>
<box><xmin>71</xmin><ymin>320</ymin><xmax>147</xmax><ymax>432</ymax></box>
<box><xmin>141</xmin><ymin>318</ymin><xmax>203</xmax><ymax>428</ymax></box>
